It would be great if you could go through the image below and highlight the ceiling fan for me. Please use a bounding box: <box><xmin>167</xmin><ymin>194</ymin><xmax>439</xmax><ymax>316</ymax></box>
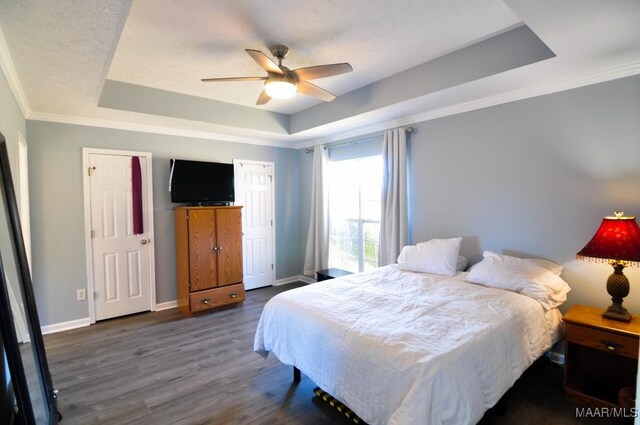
<box><xmin>201</xmin><ymin>45</ymin><xmax>353</xmax><ymax>105</ymax></box>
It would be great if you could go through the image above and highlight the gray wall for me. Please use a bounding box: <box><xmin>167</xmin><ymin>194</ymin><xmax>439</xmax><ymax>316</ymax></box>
<box><xmin>9</xmin><ymin>67</ymin><xmax>640</xmax><ymax>325</ymax></box>
<box><xmin>26</xmin><ymin>122</ymin><xmax>303</xmax><ymax>326</ymax></box>
<box><xmin>301</xmin><ymin>75</ymin><xmax>640</xmax><ymax>314</ymax></box>
<box><xmin>408</xmin><ymin>75</ymin><xmax>640</xmax><ymax>313</ymax></box>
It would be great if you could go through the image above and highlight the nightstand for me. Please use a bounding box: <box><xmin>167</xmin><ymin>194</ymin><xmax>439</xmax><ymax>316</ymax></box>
<box><xmin>564</xmin><ymin>304</ymin><xmax>640</xmax><ymax>407</ymax></box>
<box><xmin>316</xmin><ymin>268</ymin><xmax>353</xmax><ymax>282</ymax></box>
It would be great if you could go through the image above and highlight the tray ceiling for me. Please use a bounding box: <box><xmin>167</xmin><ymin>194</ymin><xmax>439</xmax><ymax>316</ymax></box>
<box><xmin>0</xmin><ymin>0</ymin><xmax>639</xmax><ymax>147</ymax></box>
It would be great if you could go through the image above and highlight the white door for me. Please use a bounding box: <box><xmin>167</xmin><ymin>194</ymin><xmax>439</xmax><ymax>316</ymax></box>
<box><xmin>234</xmin><ymin>161</ymin><xmax>275</xmax><ymax>290</ymax></box>
<box><xmin>87</xmin><ymin>152</ymin><xmax>153</xmax><ymax>320</ymax></box>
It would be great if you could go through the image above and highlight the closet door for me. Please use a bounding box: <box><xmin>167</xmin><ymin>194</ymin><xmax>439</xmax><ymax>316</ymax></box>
<box><xmin>234</xmin><ymin>161</ymin><xmax>275</xmax><ymax>290</ymax></box>
<box><xmin>215</xmin><ymin>208</ymin><xmax>243</xmax><ymax>286</ymax></box>
<box><xmin>89</xmin><ymin>152</ymin><xmax>153</xmax><ymax>320</ymax></box>
<box><xmin>188</xmin><ymin>209</ymin><xmax>217</xmax><ymax>291</ymax></box>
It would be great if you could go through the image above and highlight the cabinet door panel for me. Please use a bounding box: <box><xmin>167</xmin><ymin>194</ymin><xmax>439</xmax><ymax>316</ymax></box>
<box><xmin>188</xmin><ymin>209</ymin><xmax>217</xmax><ymax>290</ymax></box>
<box><xmin>215</xmin><ymin>208</ymin><xmax>243</xmax><ymax>285</ymax></box>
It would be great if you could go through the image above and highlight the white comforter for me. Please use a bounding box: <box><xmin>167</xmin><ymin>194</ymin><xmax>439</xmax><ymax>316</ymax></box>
<box><xmin>254</xmin><ymin>266</ymin><xmax>555</xmax><ymax>425</ymax></box>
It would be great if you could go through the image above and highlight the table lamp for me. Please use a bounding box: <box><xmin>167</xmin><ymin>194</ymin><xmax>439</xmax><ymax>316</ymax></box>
<box><xmin>576</xmin><ymin>211</ymin><xmax>640</xmax><ymax>322</ymax></box>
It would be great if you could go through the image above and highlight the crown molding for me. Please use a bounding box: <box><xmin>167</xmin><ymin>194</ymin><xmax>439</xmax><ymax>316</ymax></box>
<box><xmin>27</xmin><ymin>111</ymin><xmax>295</xmax><ymax>149</ymax></box>
<box><xmin>0</xmin><ymin>27</ymin><xmax>30</xmax><ymax>117</ymax></box>
<box><xmin>19</xmin><ymin>59</ymin><xmax>640</xmax><ymax>151</ymax></box>
<box><xmin>291</xmin><ymin>60</ymin><xmax>640</xmax><ymax>150</ymax></box>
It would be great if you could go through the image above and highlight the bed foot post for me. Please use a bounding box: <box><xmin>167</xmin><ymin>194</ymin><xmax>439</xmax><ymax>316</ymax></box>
<box><xmin>293</xmin><ymin>367</ymin><xmax>301</xmax><ymax>382</ymax></box>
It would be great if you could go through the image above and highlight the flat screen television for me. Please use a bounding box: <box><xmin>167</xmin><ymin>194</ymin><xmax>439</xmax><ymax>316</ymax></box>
<box><xmin>169</xmin><ymin>159</ymin><xmax>235</xmax><ymax>204</ymax></box>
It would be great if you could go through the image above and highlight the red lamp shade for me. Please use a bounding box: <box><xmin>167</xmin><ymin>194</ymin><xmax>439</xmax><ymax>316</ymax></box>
<box><xmin>577</xmin><ymin>212</ymin><xmax>640</xmax><ymax>322</ymax></box>
<box><xmin>577</xmin><ymin>212</ymin><xmax>640</xmax><ymax>267</ymax></box>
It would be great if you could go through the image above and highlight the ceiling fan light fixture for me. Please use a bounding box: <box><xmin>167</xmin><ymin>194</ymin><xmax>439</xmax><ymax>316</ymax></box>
<box><xmin>264</xmin><ymin>80</ymin><xmax>297</xmax><ymax>99</ymax></box>
<box><xmin>202</xmin><ymin>45</ymin><xmax>352</xmax><ymax>104</ymax></box>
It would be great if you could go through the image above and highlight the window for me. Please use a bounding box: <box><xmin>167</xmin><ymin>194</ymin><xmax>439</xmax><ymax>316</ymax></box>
<box><xmin>328</xmin><ymin>155</ymin><xmax>382</xmax><ymax>272</ymax></box>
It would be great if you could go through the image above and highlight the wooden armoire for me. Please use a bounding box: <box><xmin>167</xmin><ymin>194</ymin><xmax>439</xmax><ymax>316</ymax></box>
<box><xmin>174</xmin><ymin>205</ymin><xmax>245</xmax><ymax>316</ymax></box>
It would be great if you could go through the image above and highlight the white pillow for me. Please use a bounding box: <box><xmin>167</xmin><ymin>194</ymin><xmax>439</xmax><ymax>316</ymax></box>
<box><xmin>466</xmin><ymin>254</ymin><xmax>571</xmax><ymax>310</ymax></box>
<box><xmin>482</xmin><ymin>251</ymin><xmax>563</xmax><ymax>276</ymax></box>
<box><xmin>398</xmin><ymin>252</ymin><xmax>467</xmax><ymax>272</ymax></box>
<box><xmin>396</xmin><ymin>238</ymin><xmax>462</xmax><ymax>276</ymax></box>
<box><xmin>456</xmin><ymin>255</ymin><xmax>468</xmax><ymax>272</ymax></box>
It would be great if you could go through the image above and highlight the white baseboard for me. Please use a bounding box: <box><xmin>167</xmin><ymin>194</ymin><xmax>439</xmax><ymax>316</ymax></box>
<box><xmin>156</xmin><ymin>300</ymin><xmax>178</xmax><ymax>311</ymax></box>
<box><xmin>40</xmin><ymin>301</ymin><xmax>179</xmax><ymax>334</ymax></box>
<box><xmin>41</xmin><ymin>282</ymin><xmax>314</xmax><ymax>334</ymax></box>
<box><xmin>41</xmin><ymin>317</ymin><xmax>91</xmax><ymax>335</ymax></box>
<box><xmin>274</xmin><ymin>275</ymin><xmax>316</xmax><ymax>286</ymax></box>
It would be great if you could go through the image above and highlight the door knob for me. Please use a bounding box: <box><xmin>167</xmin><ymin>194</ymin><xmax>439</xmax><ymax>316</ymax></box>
<box><xmin>140</xmin><ymin>239</ymin><xmax>148</xmax><ymax>245</ymax></box>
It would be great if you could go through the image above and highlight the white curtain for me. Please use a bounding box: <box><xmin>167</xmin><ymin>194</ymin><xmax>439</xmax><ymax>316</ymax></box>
<box><xmin>379</xmin><ymin>128</ymin><xmax>408</xmax><ymax>266</ymax></box>
<box><xmin>303</xmin><ymin>145</ymin><xmax>330</xmax><ymax>275</ymax></box>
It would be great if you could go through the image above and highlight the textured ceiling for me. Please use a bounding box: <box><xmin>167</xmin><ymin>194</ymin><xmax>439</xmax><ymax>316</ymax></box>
<box><xmin>0</xmin><ymin>0</ymin><xmax>639</xmax><ymax>146</ymax></box>
<box><xmin>0</xmin><ymin>0</ymin><xmax>131</xmax><ymax>113</ymax></box>
<box><xmin>108</xmin><ymin>0</ymin><xmax>521</xmax><ymax>114</ymax></box>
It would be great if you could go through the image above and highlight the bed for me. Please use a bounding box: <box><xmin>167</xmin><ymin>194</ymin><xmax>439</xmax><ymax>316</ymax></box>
<box><xmin>254</xmin><ymin>252</ymin><xmax>566</xmax><ymax>425</ymax></box>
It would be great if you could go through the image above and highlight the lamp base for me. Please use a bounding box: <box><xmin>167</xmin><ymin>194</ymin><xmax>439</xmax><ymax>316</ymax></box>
<box><xmin>603</xmin><ymin>308</ymin><xmax>632</xmax><ymax>322</ymax></box>
<box><xmin>602</xmin><ymin>264</ymin><xmax>632</xmax><ymax>322</ymax></box>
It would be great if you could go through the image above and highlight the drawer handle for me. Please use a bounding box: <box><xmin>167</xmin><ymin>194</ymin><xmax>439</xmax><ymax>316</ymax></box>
<box><xmin>601</xmin><ymin>340</ymin><xmax>622</xmax><ymax>351</ymax></box>
<box><xmin>201</xmin><ymin>297</ymin><xmax>210</xmax><ymax>304</ymax></box>
<box><xmin>229</xmin><ymin>292</ymin><xmax>237</xmax><ymax>298</ymax></box>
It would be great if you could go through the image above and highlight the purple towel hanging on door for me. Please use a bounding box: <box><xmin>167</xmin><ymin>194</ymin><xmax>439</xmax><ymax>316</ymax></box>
<box><xmin>132</xmin><ymin>156</ymin><xmax>143</xmax><ymax>234</ymax></box>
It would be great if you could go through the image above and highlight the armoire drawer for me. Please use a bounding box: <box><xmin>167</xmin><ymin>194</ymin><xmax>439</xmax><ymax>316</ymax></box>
<box><xmin>189</xmin><ymin>283</ymin><xmax>245</xmax><ymax>313</ymax></box>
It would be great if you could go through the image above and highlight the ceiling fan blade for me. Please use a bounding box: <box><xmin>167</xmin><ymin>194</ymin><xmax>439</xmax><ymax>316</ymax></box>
<box><xmin>256</xmin><ymin>89</ymin><xmax>271</xmax><ymax>105</ymax></box>
<box><xmin>297</xmin><ymin>81</ymin><xmax>336</xmax><ymax>102</ymax></box>
<box><xmin>201</xmin><ymin>76</ymin><xmax>266</xmax><ymax>82</ymax></box>
<box><xmin>292</xmin><ymin>63</ymin><xmax>353</xmax><ymax>81</ymax></box>
<box><xmin>245</xmin><ymin>49</ymin><xmax>283</xmax><ymax>75</ymax></box>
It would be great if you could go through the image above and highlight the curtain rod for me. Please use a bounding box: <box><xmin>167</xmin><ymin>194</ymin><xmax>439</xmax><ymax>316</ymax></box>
<box><xmin>304</xmin><ymin>127</ymin><xmax>414</xmax><ymax>153</ymax></box>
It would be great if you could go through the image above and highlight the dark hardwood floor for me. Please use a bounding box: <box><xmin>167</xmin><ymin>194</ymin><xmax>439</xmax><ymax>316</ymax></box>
<box><xmin>44</xmin><ymin>283</ymin><xmax>629</xmax><ymax>424</ymax></box>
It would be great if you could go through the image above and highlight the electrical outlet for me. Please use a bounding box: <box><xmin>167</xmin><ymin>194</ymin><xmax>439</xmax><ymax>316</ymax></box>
<box><xmin>76</xmin><ymin>289</ymin><xmax>86</xmax><ymax>301</ymax></box>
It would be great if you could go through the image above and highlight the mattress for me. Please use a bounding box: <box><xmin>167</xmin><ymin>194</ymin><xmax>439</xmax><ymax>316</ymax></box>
<box><xmin>254</xmin><ymin>266</ymin><xmax>559</xmax><ymax>425</ymax></box>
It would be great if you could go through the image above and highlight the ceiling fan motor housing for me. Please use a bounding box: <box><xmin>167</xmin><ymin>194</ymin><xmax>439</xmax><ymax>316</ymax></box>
<box><xmin>269</xmin><ymin>44</ymin><xmax>290</xmax><ymax>61</ymax></box>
